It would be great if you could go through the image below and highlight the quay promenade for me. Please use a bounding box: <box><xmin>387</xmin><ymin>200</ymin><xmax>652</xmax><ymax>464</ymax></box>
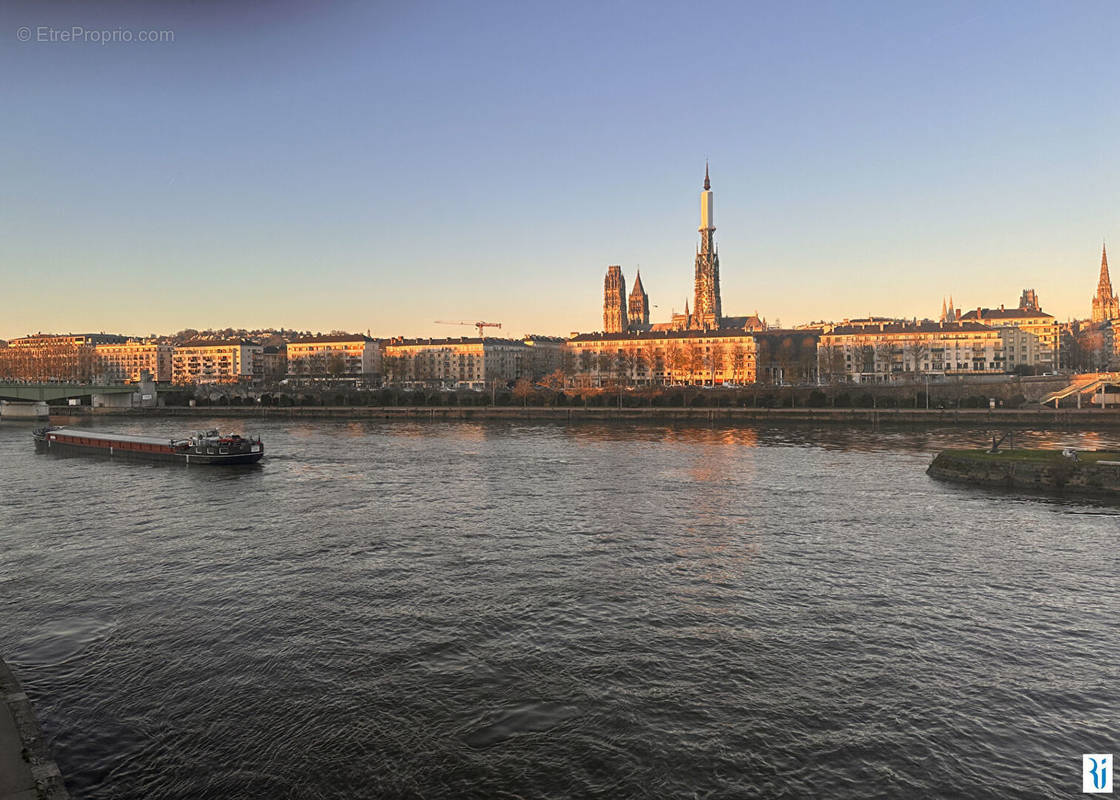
<box><xmin>40</xmin><ymin>404</ymin><xmax>1120</xmax><ymax>428</ymax></box>
<box><xmin>0</xmin><ymin>659</ymin><xmax>68</xmax><ymax>800</ymax></box>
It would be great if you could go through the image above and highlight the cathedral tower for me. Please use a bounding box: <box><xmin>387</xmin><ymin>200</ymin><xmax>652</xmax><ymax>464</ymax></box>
<box><xmin>692</xmin><ymin>163</ymin><xmax>722</xmax><ymax>329</ymax></box>
<box><xmin>628</xmin><ymin>270</ymin><xmax>650</xmax><ymax>330</ymax></box>
<box><xmin>603</xmin><ymin>265</ymin><xmax>628</xmax><ymax>333</ymax></box>
<box><xmin>1091</xmin><ymin>243</ymin><xmax>1120</xmax><ymax>323</ymax></box>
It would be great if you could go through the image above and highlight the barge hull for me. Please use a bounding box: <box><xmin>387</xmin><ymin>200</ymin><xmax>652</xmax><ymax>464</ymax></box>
<box><xmin>37</xmin><ymin>439</ymin><xmax>263</xmax><ymax>464</ymax></box>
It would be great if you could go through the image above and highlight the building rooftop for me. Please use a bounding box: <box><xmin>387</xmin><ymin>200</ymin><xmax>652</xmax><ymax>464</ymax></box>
<box><xmin>959</xmin><ymin>307</ymin><xmax>1054</xmax><ymax>321</ymax></box>
<box><xmin>383</xmin><ymin>336</ymin><xmax>528</xmax><ymax>347</ymax></box>
<box><xmin>177</xmin><ymin>339</ymin><xmax>261</xmax><ymax>348</ymax></box>
<box><xmin>825</xmin><ymin>322</ymin><xmax>996</xmax><ymax>336</ymax></box>
<box><xmin>289</xmin><ymin>334</ymin><xmax>374</xmax><ymax>344</ymax></box>
<box><xmin>570</xmin><ymin>327</ymin><xmax>816</xmax><ymax>343</ymax></box>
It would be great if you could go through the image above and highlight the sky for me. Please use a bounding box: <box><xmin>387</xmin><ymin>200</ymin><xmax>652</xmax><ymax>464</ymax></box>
<box><xmin>2</xmin><ymin>0</ymin><xmax>1119</xmax><ymax>340</ymax></box>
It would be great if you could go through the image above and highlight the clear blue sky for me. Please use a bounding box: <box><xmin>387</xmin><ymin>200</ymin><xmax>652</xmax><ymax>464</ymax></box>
<box><xmin>2</xmin><ymin>1</ymin><xmax>1118</xmax><ymax>340</ymax></box>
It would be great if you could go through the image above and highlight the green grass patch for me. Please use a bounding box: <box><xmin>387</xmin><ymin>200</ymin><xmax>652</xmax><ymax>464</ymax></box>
<box><xmin>941</xmin><ymin>449</ymin><xmax>1120</xmax><ymax>463</ymax></box>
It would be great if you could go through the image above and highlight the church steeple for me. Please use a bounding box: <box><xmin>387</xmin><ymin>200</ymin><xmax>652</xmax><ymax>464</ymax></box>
<box><xmin>627</xmin><ymin>269</ymin><xmax>650</xmax><ymax>329</ymax></box>
<box><xmin>1093</xmin><ymin>241</ymin><xmax>1120</xmax><ymax>323</ymax></box>
<box><xmin>1100</xmin><ymin>242</ymin><xmax>1112</xmax><ymax>293</ymax></box>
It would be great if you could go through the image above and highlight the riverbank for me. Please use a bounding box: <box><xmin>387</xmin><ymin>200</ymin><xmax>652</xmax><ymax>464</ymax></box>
<box><xmin>0</xmin><ymin>659</ymin><xmax>68</xmax><ymax>800</ymax></box>
<box><xmin>39</xmin><ymin>404</ymin><xmax>1120</xmax><ymax>427</ymax></box>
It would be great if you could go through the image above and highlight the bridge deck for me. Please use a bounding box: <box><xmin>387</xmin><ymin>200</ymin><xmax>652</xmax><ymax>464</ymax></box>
<box><xmin>0</xmin><ymin>383</ymin><xmax>137</xmax><ymax>401</ymax></box>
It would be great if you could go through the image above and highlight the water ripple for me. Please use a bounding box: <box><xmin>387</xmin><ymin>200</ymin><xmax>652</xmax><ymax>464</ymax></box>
<box><xmin>2</xmin><ymin>419</ymin><xmax>1118</xmax><ymax>798</ymax></box>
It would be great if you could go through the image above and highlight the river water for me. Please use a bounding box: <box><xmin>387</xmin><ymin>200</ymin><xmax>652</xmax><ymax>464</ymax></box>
<box><xmin>2</xmin><ymin>418</ymin><xmax>1118</xmax><ymax>799</ymax></box>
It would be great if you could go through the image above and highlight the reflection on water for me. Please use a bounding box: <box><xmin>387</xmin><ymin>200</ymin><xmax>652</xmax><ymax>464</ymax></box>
<box><xmin>2</xmin><ymin>417</ymin><xmax>1119</xmax><ymax>799</ymax></box>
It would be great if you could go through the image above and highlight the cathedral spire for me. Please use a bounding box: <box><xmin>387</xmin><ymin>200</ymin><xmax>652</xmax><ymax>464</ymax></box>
<box><xmin>693</xmin><ymin>163</ymin><xmax>721</xmax><ymax>328</ymax></box>
<box><xmin>1092</xmin><ymin>241</ymin><xmax>1120</xmax><ymax>323</ymax></box>
<box><xmin>1101</xmin><ymin>242</ymin><xmax>1112</xmax><ymax>290</ymax></box>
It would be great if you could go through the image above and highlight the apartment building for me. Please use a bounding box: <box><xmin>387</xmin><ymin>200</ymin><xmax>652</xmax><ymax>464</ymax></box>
<box><xmin>95</xmin><ymin>342</ymin><xmax>173</xmax><ymax>383</ymax></box>
<box><xmin>819</xmin><ymin>322</ymin><xmax>1040</xmax><ymax>382</ymax></box>
<box><xmin>171</xmin><ymin>340</ymin><xmax>263</xmax><ymax>384</ymax></box>
<box><xmin>286</xmin><ymin>335</ymin><xmax>379</xmax><ymax>381</ymax></box>
<box><xmin>380</xmin><ymin>337</ymin><xmax>528</xmax><ymax>388</ymax></box>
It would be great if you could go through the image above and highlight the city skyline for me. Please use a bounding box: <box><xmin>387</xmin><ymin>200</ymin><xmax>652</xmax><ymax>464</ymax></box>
<box><xmin>3</xmin><ymin>1</ymin><xmax>1119</xmax><ymax>340</ymax></box>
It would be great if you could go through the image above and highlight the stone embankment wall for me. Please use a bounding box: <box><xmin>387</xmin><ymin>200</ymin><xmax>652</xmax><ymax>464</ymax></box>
<box><xmin>0</xmin><ymin>658</ymin><xmax>69</xmax><ymax>799</ymax></box>
<box><xmin>47</xmin><ymin>404</ymin><xmax>1120</xmax><ymax>427</ymax></box>
<box><xmin>927</xmin><ymin>451</ymin><xmax>1120</xmax><ymax>495</ymax></box>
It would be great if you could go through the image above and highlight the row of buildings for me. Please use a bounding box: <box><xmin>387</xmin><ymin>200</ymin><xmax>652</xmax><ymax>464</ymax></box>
<box><xmin>5</xmin><ymin>168</ymin><xmax>1120</xmax><ymax>389</ymax></box>
<box><xmin>0</xmin><ymin>331</ymin><xmax>573</xmax><ymax>388</ymax></box>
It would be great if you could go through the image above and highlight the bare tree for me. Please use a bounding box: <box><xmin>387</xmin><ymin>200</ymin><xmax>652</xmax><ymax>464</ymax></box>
<box><xmin>904</xmin><ymin>339</ymin><xmax>930</xmax><ymax>376</ymax></box>
<box><xmin>560</xmin><ymin>349</ymin><xmax>577</xmax><ymax>384</ymax></box>
<box><xmin>666</xmin><ymin>343</ymin><xmax>687</xmax><ymax>384</ymax></box>
<box><xmin>327</xmin><ymin>353</ymin><xmax>348</xmax><ymax>378</ymax></box>
<box><xmin>709</xmin><ymin>342</ymin><xmax>726</xmax><ymax>384</ymax></box>
<box><xmin>512</xmin><ymin>378</ymin><xmax>534</xmax><ymax>406</ymax></box>
<box><xmin>685</xmin><ymin>341</ymin><xmax>704</xmax><ymax>384</ymax></box>
<box><xmin>820</xmin><ymin>344</ymin><xmax>846</xmax><ymax>383</ymax></box>
<box><xmin>730</xmin><ymin>344</ymin><xmax>747</xmax><ymax>384</ymax></box>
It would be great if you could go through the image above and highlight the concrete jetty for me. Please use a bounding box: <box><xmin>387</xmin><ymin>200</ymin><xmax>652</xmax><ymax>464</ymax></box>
<box><xmin>0</xmin><ymin>659</ymin><xmax>68</xmax><ymax>800</ymax></box>
<box><xmin>928</xmin><ymin>449</ymin><xmax>1120</xmax><ymax>496</ymax></box>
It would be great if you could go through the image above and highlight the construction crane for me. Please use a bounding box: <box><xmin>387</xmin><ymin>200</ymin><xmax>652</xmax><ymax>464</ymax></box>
<box><xmin>434</xmin><ymin>320</ymin><xmax>502</xmax><ymax>337</ymax></box>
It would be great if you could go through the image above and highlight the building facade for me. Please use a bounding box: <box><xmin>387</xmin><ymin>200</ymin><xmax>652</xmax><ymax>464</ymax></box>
<box><xmin>522</xmin><ymin>335</ymin><xmax>568</xmax><ymax>380</ymax></box>
<box><xmin>958</xmin><ymin>299</ymin><xmax>1060</xmax><ymax>371</ymax></box>
<box><xmin>261</xmin><ymin>345</ymin><xmax>288</xmax><ymax>381</ymax></box>
<box><xmin>95</xmin><ymin>342</ymin><xmax>173</xmax><ymax>383</ymax></box>
<box><xmin>286</xmin><ymin>335</ymin><xmax>379</xmax><ymax>381</ymax></box>
<box><xmin>381</xmin><ymin>337</ymin><xmax>529</xmax><ymax>388</ymax></box>
<box><xmin>819</xmin><ymin>322</ymin><xmax>1039</xmax><ymax>382</ymax></box>
<box><xmin>171</xmin><ymin>340</ymin><xmax>263</xmax><ymax>384</ymax></box>
<box><xmin>566</xmin><ymin>329</ymin><xmax>763</xmax><ymax>386</ymax></box>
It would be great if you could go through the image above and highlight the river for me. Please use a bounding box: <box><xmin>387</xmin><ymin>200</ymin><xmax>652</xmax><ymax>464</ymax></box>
<box><xmin>2</xmin><ymin>418</ymin><xmax>1118</xmax><ymax>798</ymax></box>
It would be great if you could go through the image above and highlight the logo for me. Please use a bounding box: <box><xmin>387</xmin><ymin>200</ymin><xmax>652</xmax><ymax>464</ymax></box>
<box><xmin>1084</xmin><ymin>754</ymin><xmax>1113</xmax><ymax>793</ymax></box>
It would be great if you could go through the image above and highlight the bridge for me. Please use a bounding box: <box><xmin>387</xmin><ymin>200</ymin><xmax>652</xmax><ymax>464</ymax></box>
<box><xmin>0</xmin><ymin>382</ymin><xmax>137</xmax><ymax>402</ymax></box>
<box><xmin>0</xmin><ymin>381</ymin><xmax>156</xmax><ymax>420</ymax></box>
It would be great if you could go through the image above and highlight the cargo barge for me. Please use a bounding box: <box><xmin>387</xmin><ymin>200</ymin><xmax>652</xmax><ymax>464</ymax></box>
<box><xmin>33</xmin><ymin>427</ymin><xmax>264</xmax><ymax>465</ymax></box>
